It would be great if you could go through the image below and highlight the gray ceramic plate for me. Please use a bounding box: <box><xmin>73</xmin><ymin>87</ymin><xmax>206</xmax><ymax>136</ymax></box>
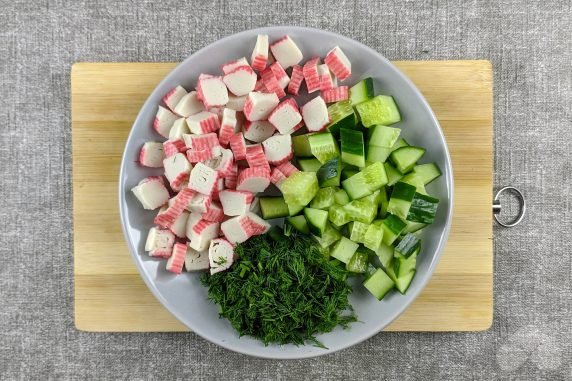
<box><xmin>119</xmin><ymin>26</ymin><xmax>453</xmax><ymax>359</ymax></box>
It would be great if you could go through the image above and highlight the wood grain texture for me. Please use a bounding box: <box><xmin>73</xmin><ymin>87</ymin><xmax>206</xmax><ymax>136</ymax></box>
<box><xmin>72</xmin><ymin>61</ymin><xmax>493</xmax><ymax>332</ymax></box>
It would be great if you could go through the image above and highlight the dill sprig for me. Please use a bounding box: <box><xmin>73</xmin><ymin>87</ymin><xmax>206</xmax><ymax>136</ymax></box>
<box><xmin>201</xmin><ymin>230</ymin><xmax>356</xmax><ymax>348</ymax></box>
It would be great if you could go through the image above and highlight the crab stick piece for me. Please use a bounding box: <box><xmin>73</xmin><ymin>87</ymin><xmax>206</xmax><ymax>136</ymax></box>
<box><xmin>166</xmin><ymin>242</ymin><xmax>187</xmax><ymax>274</ymax></box>
<box><xmin>322</xmin><ymin>86</ymin><xmax>349</xmax><ymax>103</ymax></box>
<box><xmin>183</xmin><ymin>132</ymin><xmax>220</xmax><ymax>151</ymax></box>
<box><xmin>276</xmin><ymin>161</ymin><xmax>299</xmax><ymax>177</ymax></box>
<box><xmin>303</xmin><ymin>57</ymin><xmax>321</xmax><ymax>93</ymax></box>
<box><xmin>226</xmin><ymin>94</ymin><xmax>247</xmax><ymax>111</ymax></box>
<box><xmin>245</xmin><ymin>144</ymin><xmax>270</xmax><ymax>169</ymax></box>
<box><xmin>163</xmin><ymin>86</ymin><xmax>188</xmax><ymax>113</ymax></box>
<box><xmin>205</xmin><ymin>146</ymin><xmax>234</xmax><ymax>176</ymax></box>
<box><xmin>267</xmin><ymin>98</ymin><xmax>302</xmax><ymax>134</ymax></box>
<box><xmin>270</xmin><ymin>167</ymin><xmax>287</xmax><ymax>187</ymax></box>
<box><xmin>236</xmin><ymin>166</ymin><xmax>271</xmax><ymax>193</ymax></box>
<box><xmin>168</xmin><ymin>118</ymin><xmax>190</xmax><ymax>140</ymax></box>
<box><xmin>197</xmin><ymin>76</ymin><xmax>228</xmax><ymax>108</ymax></box>
<box><xmin>224</xmin><ymin>163</ymin><xmax>239</xmax><ymax>189</ymax></box>
<box><xmin>324</xmin><ymin>46</ymin><xmax>351</xmax><ymax>81</ymax></box>
<box><xmin>188</xmin><ymin>162</ymin><xmax>218</xmax><ymax>195</ymax></box>
<box><xmin>301</xmin><ymin>96</ymin><xmax>329</xmax><ymax>132</ymax></box>
<box><xmin>262</xmin><ymin>134</ymin><xmax>293</xmax><ymax>166</ymax></box>
<box><xmin>270</xmin><ymin>35</ymin><xmax>303</xmax><ymax>69</ymax></box>
<box><xmin>208</xmin><ymin>238</ymin><xmax>235</xmax><ymax>274</ymax></box>
<box><xmin>243</xmin><ymin>120</ymin><xmax>276</xmax><ymax>143</ymax></box>
<box><xmin>170</xmin><ymin>210</ymin><xmax>190</xmax><ymax>238</ymax></box>
<box><xmin>173</xmin><ymin>91</ymin><xmax>204</xmax><ymax>117</ymax></box>
<box><xmin>250</xmin><ymin>34</ymin><xmax>269</xmax><ymax>72</ymax></box>
<box><xmin>287</xmin><ymin>64</ymin><xmax>304</xmax><ymax>95</ymax></box>
<box><xmin>218</xmin><ymin>108</ymin><xmax>239</xmax><ymax>147</ymax></box>
<box><xmin>145</xmin><ymin>227</ymin><xmax>175</xmax><ymax>258</ymax></box>
<box><xmin>139</xmin><ymin>142</ymin><xmax>165</xmax><ymax>168</ymax></box>
<box><xmin>189</xmin><ymin>220</ymin><xmax>221</xmax><ymax>251</ymax></box>
<box><xmin>154</xmin><ymin>106</ymin><xmax>178</xmax><ymax>138</ymax></box>
<box><xmin>186</xmin><ymin>111</ymin><xmax>221</xmax><ymax>134</ymax></box>
<box><xmin>223</xmin><ymin>65</ymin><xmax>257</xmax><ymax>96</ymax></box>
<box><xmin>261</xmin><ymin>67</ymin><xmax>286</xmax><ymax>98</ymax></box>
<box><xmin>154</xmin><ymin>188</ymin><xmax>195</xmax><ymax>229</ymax></box>
<box><xmin>254</xmin><ymin>78</ymin><xmax>267</xmax><ymax>92</ymax></box>
<box><xmin>243</xmin><ymin>91</ymin><xmax>279</xmax><ymax>121</ymax></box>
<box><xmin>318</xmin><ymin>64</ymin><xmax>336</xmax><ymax>91</ymax></box>
<box><xmin>222</xmin><ymin>57</ymin><xmax>250</xmax><ymax>74</ymax></box>
<box><xmin>219</xmin><ymin>189</ymin><xmax>254</xmax><ymax>216</ymax></box>
<box><xmin>185</xmin><ymin>247</ymin><xmax>210</xmax><ymax>272</ymax></box>
<box><xmin>188</xmin><ymin>193</ymin><xmax>211</xmax><ymax>214</ymax></box>
<box><xmin>186</xmin><ymin>149</ymin><xmax>214</xmax><ymax>163</ymax></box>
<box><xmin>201</xmin><ymin>200</ymin><xmax>225</xmax><ymax>222</ymax></box>
<box><xmin>229</xmin><ymin>132</ymin><xmax>247</xmax><ymax>160</ymax></box>
<box><xmin>163</xmin><ymin>153</ymin><xmax>192</xmax><ymax>191</ymax></box>
<box><xmin>221</xmin><ymin>212</ymin><xmax>270</xmax><ymax>244</ymax></box>
<box><xmin>131</xmin><ymin>176</ymin><xmax>170</xmax><ymax>210</ymax></box>
<box><xmin>163</xmin><ymin>139</ymin><xmax>186</xmax><ymax>158</ymax></box>
<box><xmin>269</xmin><ymin>62</ymin><xmax>290</xmax><ymax>89</ymax></box>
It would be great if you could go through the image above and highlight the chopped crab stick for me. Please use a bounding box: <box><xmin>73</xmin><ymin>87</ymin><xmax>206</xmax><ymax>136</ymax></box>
<box><xmin>188</xmin><ymin>192</ymin><xmax>211</xmax><ymax>213</ymax></box>
<box><xmin>324</xmin><ymin>46</ymin><xmax>351</xmax><ymax>81</ymax></box>
<box><xmin>254</xmin><ymin>78</ymin><xmax>267</xmax><ymax>92</ymax></box>
<box><xmin>261</xmin><ymin>67</ymin><xmax>286</xmax><ymax>98</ymax></box>
<box><xmin>224</xmin><ymin>163</ymin><xmax>238</xmax><ymax>189</ymax></box>
<box><xmin>186</xmin><ymin>111</ymin><xmax>221</xmax><ymax>134</ymax></box>
<box><xmin>168</xmin><ymin>118</ymin><xmax>190</xmax><ymax>139</ymax></box>
<box><xmin>243</xmin><ymin>91</ymin><xmax>280</xmax><ymax>121</ymax></box>
<box><xmin>163</xmin><ymin>139</ymin><xmax>186</xmax><ymax>158</ymax></box>
<box><xmin>201</xmin><ymin>201</ymin><xmax>225</xmax><ymax>222</ymax></box>
<box><xmin>154</xmin><ymin>106</ymin><xmax>179</xmax><ymax>138</ymax></box>
<box><xmin>223</xmin><ymin>65</ymin><xmax>257</xmax><ymax>96</ymax></box>
<box><xmin>154</xmin><ymin>188</ymin><xmax>195</xmax><ymax>229</ymax></box>
<box><xmin>270</xmin><ymin>35</ymin><xmax>303</xmax><ymax>69</ymax></box>
<box><xmin>183</xmin><ymin>132</ymin><xmax>220</xmax><ymax>151</ymax></box>
<box><xmin>318</xmin><ymin>64</ymin><xmax>336</xmax><ymax>91</ymax></box>
<box><xmin>226</xmin><ymin>94</ymin><xmax>247</xmax><ymax>111</ymax></box>
<box><xmin>197</xmin><ymin>76</ymin><xmax>228</xmax><ymax>108</ymax></box>
<box><xmin>205</xmin><ymin>146</ymin><xmax>234</xmax><ymax>176</ymax></box>
<box><xmin>287</xmin><ymin>64</ymin><xmax>304</xmax><ymax>95</ymax></box>
<box><xmin>145</xmin><ymin>227</ymin><xmax>175</xmax><ymax>257</ymax></box>
<box><xmin>188</xmin><ymin>162</ymin><xmax>218</xmax><ymax>195</ymax></box>
<box><xmin>219</xmin><ymin>190</ymin><xmax>254</xmax><ymax>216</ymax></box>
<box><xmin>163</xmin><ymin>153</ymin><xmax>192</xmax><ymax>190</ymax></box>
<box><xmin>221</xmin><ymin>212</ymin><xmax>270</xmax><ymax>244</ymax></box>
<box><xmin>243</xmin><ymin>120</ymin><xmax>275</xmax><ymax>143</ymax></box>
<box><xmin>222</xmin><ymin>57</ymin><xmax>250</xmax><ymax>74</ymax></box>
<box><xmin>262</xmin><ymin>134</ymin><xmax>293</xmax><ymax>165</ymax></box>
<box><xmin>186</xmin><ymin>148</ymin><xmax>214</xmax><ymax>163</ymax></box>
<box><xmin>322</xmin><ymin>86</ymin><xmax>349</xmax><ymax>103</ymax></box>
<box><xmin>131</xmin><ymin>176</ymin><xmax>170</xmax><ymax>210</ymax></box>
<box><xmin>236</xmin><ymin>166</ymin><xmax>271</xmax><ymax>193</ymax></box>
<box><xmin>245</xmin><ymin>144</ymin><xmax>270</xmax><ymax>169</ymax></box>
<box><xmin>301</xmin><ymin>96</ymin><xmax>329</xmax><ymax>132</ymax></box>
<box><xmin>269</xmin><ymin>62</ymin><xmax>290</xmax><ymax>89</ymax></box>
<box><xmin>270</xmin><ymin>167</ymin><xmax>287</xmax><ymax>187</ymax></box>
<box><xmin>189</xmin><ymin>220</ymin><xmax>220</xmax><ymax>251</ymax></box>
<box><xmin>276</xmin><ymin>161</ymin><xmax>299</xmax><ymax>177</ymax></box>
<box><xmin>267</xmin><ymin>98</ymin><xmax>302</xmax><ymax>134</ymax></box>
<box><xmin>251</xmin><ymin>34</ymin><xmax>269</xmax><ymax>71</ymax></box>
<box><xmin>209</xmin><ymin>238</ymin><xmax>235</xmax><ymax>274</ymax></box>
<box><xmin>170</xmin><ymin>210</ymin><xmax>189</xmax><ymax>238</ymax></box>
<box><xmin>229</xmin><ymin>132</ymin><xmax>247</xmax><ymax>160</ymax></box>
<box><xmin>303</xmin><ymin>57</ymin><xmax>321</xmax><ymax>93</ymax></box>
<box><xmin>166</xmin><ymin>242</ymin><xmax>187</xmax><ymax>274</ymax></box>
<box><xmin>139</xmin><ymin>142</ymin><xmax>165</xmax><ymax>168</ymax></box>
<box><xmin>218</xmin><ymin>108</ymin><xmax>239</xmax><ymax>146</ymax></box>
<box><xmin>174</xmin><ymin>91</ymin><xmax>204</xmax><ymax>117</ymax></box>
<box><xmin>163</xmin><ymin>86</ymin><xmax>188</xmax><ymax>113</ymax></box>
<box><xmin>184</xmin><ymin>247</ymin><xmax>210</xmax><ymax>272</ymax></box>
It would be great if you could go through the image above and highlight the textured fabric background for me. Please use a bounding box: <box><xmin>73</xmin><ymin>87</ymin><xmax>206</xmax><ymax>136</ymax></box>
<box><xmin>1</xmin><ymin>0</ymin><xmax>570</xmax><ymax>380</ymax></box>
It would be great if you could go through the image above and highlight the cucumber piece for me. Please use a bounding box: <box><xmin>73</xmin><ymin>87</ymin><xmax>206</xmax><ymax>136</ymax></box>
<box><xmin>259</xmin><ymin>197</ymin><xmax>289</xmax><ymax>219</ymax></box>
<box><xmin>310</xmin><ymin>187</ymin><xmax>336</xmax><ymax>210</ymax></box>
<box><xmin>288</xmin><ymin>202</ymin><xmax>305</xmax><ymax>216</ymax></box>
<box><xmin>381</xmin><ymin>213</ymin><xmax>407</xmax><ymax>246</ymax></box>
<box><xmin>413</xmin><ymin>163</ymin><xmax>442</xmax><ymax>185</ymax></box>
<box><xmin>375</xmin><ymin>242</ymin><xmax>394</xmax><ymax>268</ymax></box>
<box><xmin>328</xmin><ymin>204</ymin><xmax>351</xmax><ymax>227</ymax></box>
<box><xmin>406</xmin><ymin>192</ymin><xmax>439</xmax><ymax>224</ymax></box>
<box><xmin>387</xmin><ymin>181</ymin><xmax>417</xmax><ymax>220</ymax></box>
<box><xmin>343</xmin><ymin>198</ymin><xmax>377</xmax><ymax>224</ymax></box>
<box><xmin>349</xmin><ymin>77</ymin><xmax>374</xmax><ymax>106</ymax></box>
<box><xmin>304</xmin><ymin>207</ymin><xmax>328</xmax><ymax>237</ymax></box>
<box><xmin>341</xmin><ymin>161</ymin><xmax>388</xmax><ymax>199</ymax></box>
<box><xmin>340</xmin><ymin>128</ymin><xmax>366</xmax><ymax>167</ymax></box>
<box><xmin>346</xmin><ymin>251</ymin><xmax>369</xmax><ymax>273</ymax></box>
<box><xmin>400</xmin><ymin>172</ymin><xmax>427</xmax><ymax>194</ymax></box>
<box><xmin>404</xmin><ymin>220</ymin><xmax>427</xmax><ymax>233</ymax></box>
<box><xmin>368</xmin><ymin>125</ymin><xmax>401</xmax><ymax>148</ymax></box>
<box><xmin>341</xmin><ymin>167</ymin><xmax>360</xmax><ymax>180</ymax></box>
<box><xmin>355</xmin><ymin>95</ymin><xmax>401</xmax><ymax>127</ymax></box>
<box><xmin>362</xmin><ymin>189</ymin><xmax>382</xmax><ymax>207</ymax></box>
<box><xmin>390</xmin><ymin>146</ymin><xmax>426</xmax><ymax>173</ymax></box>
<box><xmin>286</xmin><ymin>215</ymin><xmax>310</xmax><ymax>234</ymax></box>
<box><xmin>378</xmin><ymin>187</ymin><xmax>389</xmax><ymax>218</ymax></box>
<box><xmin>308</xmin><ymin>132</ymin><xmax>340</xmax><ymax>164</ymax></box>
<box><xmin>316</xmin><ymin>157</ymin><xmax>342</xmax><ymax>187</ymax></box>
<box><xmin>292</xmin><ymin>134</ymin><xmax>314</xmax><ymax>157</ymax></box>
<box><xmin>330</xmin><ymin>236</ymin><xmax>359</xmax><ymax>264</ymax></box>
<box><xmin>334</xmin><ymin>188</ymin><xmax>350</xmax><ymax>205</ymax></box>
<box><xmin>363</xmin><ymin>224</ymin><xmax>383</xmax><ymax>251</ymax></box>
<box><xmin>395</xmin><ymin>233</ymin><xmax>421</xmax><ymax>258</ymax></box>
<box><xmin>349</xmin><ymin>221</ymin><xmax>369</xmax><ymax>243</ymax></box>
<box><xmin>393</xmin><ymin>252</ymin><xmax>417</xmax><ymax>279</ymax></box>
<box><xmin>326</xmin><ymin>100</ymin><xmax>358</xmax><ymax>137</ymax></box>
<box><xmin>363</xmin><ymin>268</ymin><xmax>395</xmax><ymax>300</ymax></box>
<box><xmin>392</xmin><ymin>138</ymin><xmax>409</xmax><ymax>150</ymax></box>
<box><xmin>280</xmin><ymin>171</ymin><xmax>319</xmax><ymax>206</ymax></box>
<box><xmin>298</xmin><ymin>158</ymin><xmax>322</xmax><ymax>172</ymax></box>
<box><xmin>314</xmin><ymin>222</ymin><xmax>342</xmax><ymax>248</ymax></box>
<box><xmin>384</xmin><ymin>162</ymin><xmax>403</xmax><ymax>186</ymax></box>
<box><xmin>385</xmin><ymin>262</ymin><xmax>416</xmax><ymax>294</ymax></box>
<box><xmin>366</xmin><ymin>145</ymin><xmax>392</xmax><ymax>164</ymax></box>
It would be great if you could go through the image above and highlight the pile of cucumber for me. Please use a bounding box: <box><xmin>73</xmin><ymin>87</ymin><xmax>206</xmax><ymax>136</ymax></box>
<box><xmin>258</xmin><ymin>77</ymin><xmax>442</xmax><ymax>301</ymax></box>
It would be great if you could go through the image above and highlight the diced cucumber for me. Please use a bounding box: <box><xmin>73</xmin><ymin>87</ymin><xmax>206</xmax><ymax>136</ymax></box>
<box><xmin>328</xmin><ymin>204</ymin><xmax>351</xmax><ymax>227</ymax></box>
<box><xmin>395</xmin><ymin>233</ymin><xmax>421</xmax><ymax>258</ymax></box>
<box><xmin>330</xmin><ymin>236</ymin><xmax>359</xmax><ymax>264</ymax></box>
<box><xmin>363</xmin><ymin>224</ymin><xmax>383</xmax><ymax>251</ymax></box>
<box><xmin>393</xmin><ymin>252</ymin><xmax>417</xmax><ymax>279</ymax></box>
<box><xmin>346</xmin><ymin>251</ymin><xmax>369</xmax><ymax>273</ymax></box>
<box><xmin>349</xmin><ymin>221</ymin><xmax>369</xmax><ymax>243</ymax></box>
<box><xmin>316</xmin><ymin>157</ymin><xmax>342</xmax><ymax>187</ymax></box>
<box><xmin>384</xmin><ymin>162</ymin><xmax>403</xmax><ymax>186</ymax></box>
<box><xmin>343</xmin><ymin>198</ymin><xmax>377</xmax><ymax>224</ymax></box>
<box><xmin>313</xmin><ymin>222</ymin><xmax>342</xmax><ymax>248</ymax></box>
<box><xmin>413</xmin><ymin>163</ymin><xmax>442</xmax><ymax>185</ymax></box>
<box><xmin>378</xmin><ymin>187</ymin><xmax>389</xmax><ymax>218</ymax></box>
<box><xmin>286</xmin><ymin>215</ymin><xmax>310</xmax><ymax>234</ymax></box>
<box><xmin>304</xmin><ymin>207</ymin><xmax>328</xmax><ymax>237</ymax></box>
<box><xmin>259</xmin><ymin>197</ymin><xmax>289</xmax><ymax>219</ymax></box>
<box><xmin>399</xmin><ymin>173</ymin><xmax>427</xmax><ymax>194</ymax></box>
<box><xmin>390</xmin><ymin>146</ymin><xmax>426</xmax><ymax>174</ymax></box>
<box><xmin>340</xmin><ymin>128</ymin><xmax>366</xmax><ymax>167</ymax></box>
<box><xmin>363</xmin><ymin>189</ymin><xmax>382</xmax><ymax>207</ymax></box>
<box><xmin>341</xmin><ymin>167</ymin><xmax>360</xmax><ymax>180</ymax></box>
<box><xmin>404</xmin><ymin>220</ymin><xmax>427</xmax><ymax>233</ymax></box>
<box><xmin>342</xmin><ymin>161</ymin><xmax>388</xmax><ymax>199</ymax></box>
<box><xmin>288</xmin><ymin>202</ymin><xmax>305</xmax><ymax>216</ymax></box>
<box><xmin>363</xmin><ymin>268</ymin><xmax>395</xmax><ymax>300</ymax></box>
<box><xmin>280</xmin><ymin>171</ymin><xmax>319</xmax><ymax>206</ymax></box>
<box><xmin>292</xmin><ymin>134</ymin><xmax>314</xmax><ymax>157</ymax></box>
<box><xmin>375</xmin><ymin>242</ymin><xmax>394</xmax><ymax>268</ymax></box>
<box><xmin>308</xmin><ymin>132</ymin><xmax>340</xmax><ymax>163</ymax></box>
<box><xmin>298</xmin><ymin>158</ymin><xmax>322</xmax><ymax>172</ymax></box>
<box><xmin>387</xmin><ymin>181</ymin><xmax>417</xmax><ymax>220</ymax></box>
<box><xmin>334</xmin><ymin>188</ymin><xmax>350</xmax><ymax>205</ymax></box>
<box><xmin>393</xmin><ymin>138</ymin><xmax>409</xmax><ymax>150</ymax></box>
<box><xmin>310</xmin><ymin>187</ymin><xmax>336</xmax><ymax>210</ymax></box>
<box><xmin>381</xmin><ymin>213</ymin><xmax>407</xmax><ymax>246</ymax></box>
<box><xmin>406</xmin><ymin>192</ymin><xmax>439</xmax><ymax>224</ymax></box>
<box><xmin>349</xmin><ymin>77</ymin><xmax>374</xmax><ymax>106</ymax></box>
<box><xmin>355</xmin><ymin>95</ymin><xmax>401</xmax><ymax>127</ymax></box>
<box><xmin>326</xmin><ymin>100</ymin><xmax>358</xmax><ymax>137</ymax></box>
<box><xmin>366</xmin><ymin>145</ymin><xmax>391</xmax><ymax>164</ymax></box>
<box><xmin>368</xmin><ymin>125</ymin><xmax>401</xmax><ymax>148</ymax></box>
<box><xmin>385</xmin><ymin>256</ymin><xmax>417</xmax><ymax>294</ymax></box>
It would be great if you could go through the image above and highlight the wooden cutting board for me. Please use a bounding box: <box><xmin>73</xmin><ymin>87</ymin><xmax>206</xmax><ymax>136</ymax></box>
<box><xmin>72</xmin><ymin>61</ymin><xmax>493</xmax><ymax>332</ymax></box>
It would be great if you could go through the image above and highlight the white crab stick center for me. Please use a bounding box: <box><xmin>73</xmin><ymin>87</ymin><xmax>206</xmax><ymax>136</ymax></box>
<box><xmin>262</xmin><ymin>134</ymin><xmax>293</xmax><ymax>165</ymax></box>
<box><xmin>243</xmin><ymin>91</ymin><xmax>280</xmax><ymax>122</ymax></box>
<box><xmin>208</xmin><ymin>239</ymin><xmax>235</xmax><ymax>274</ymax></box>
<box><xmin>268</xmin><ymin>99</ymin><xmax>302</xmax><ymax>134</ymax></box>
<box><xmin>223</xmin><ymin>66</ymin><xmax>257</xmax><ymax>96</ymax></box>
<box><xmin>131</xmin><ymin>177</ymin><xmax>170</xmax><ymax>210</ymax></box>
<box><xmin>243</xmin><ymin>120</ymin><xmax>276</xmax><ymax>143</ymax></box>
<box><xmin>302</xmin><ymin>96</ymin><xmax>329</xmax><ymax>132</ymax></box>
<box><xmin>139</xmin><ymin>142</ymin><xmax>165</xmax><ymax>168</ymax></box>
<box><xmin>184</xmin><ymin>247</ymin><xmax>210</xmax><ymax>272</ymax></box>
<box><xmin>270</xmin><ymin>35</ymin><xmax>303</xmax><ymax>69</ymax></box>
<box><xmin>174</xmin><ymin>91</ymin><xmax>204</xmax><ymax>117</ymax></box>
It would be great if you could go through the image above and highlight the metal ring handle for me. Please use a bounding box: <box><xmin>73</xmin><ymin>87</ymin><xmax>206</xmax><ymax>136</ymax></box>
<box><xmin>493</xmin><ymin>186</ymin><xmax>526</xmax><ymax>227</ymax></box>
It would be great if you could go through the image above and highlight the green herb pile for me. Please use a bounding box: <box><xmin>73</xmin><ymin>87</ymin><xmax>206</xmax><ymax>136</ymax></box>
<box><xmin>201</xmin><ymin>229</ymin><xmax>356</xmax><ymax>347</ymax></box>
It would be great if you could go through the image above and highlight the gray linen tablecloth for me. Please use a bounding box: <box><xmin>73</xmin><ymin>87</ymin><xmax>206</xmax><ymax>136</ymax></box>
<box><xmin>1</xmin><ymin>0</ymin><xmax>570</xmax><ymax>379</ymax></box>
